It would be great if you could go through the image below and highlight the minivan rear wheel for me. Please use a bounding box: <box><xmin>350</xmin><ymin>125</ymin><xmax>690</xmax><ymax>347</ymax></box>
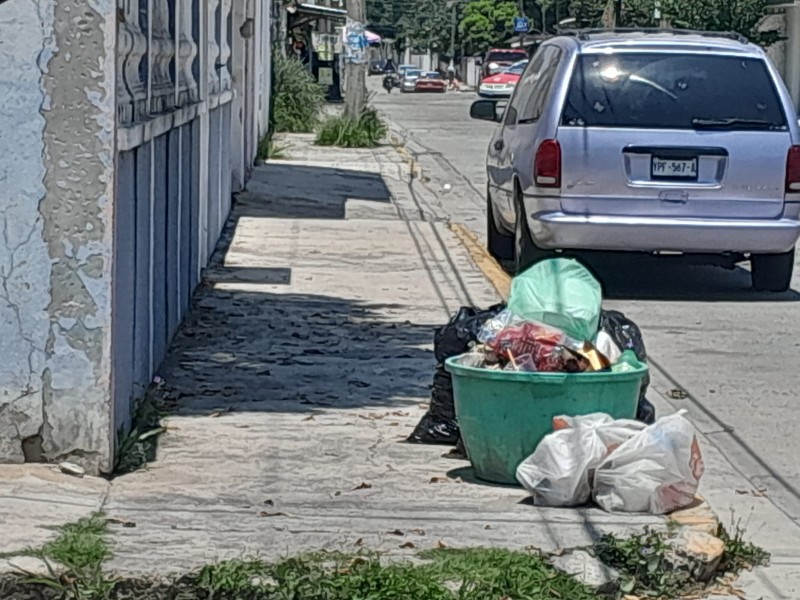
<box><xmin>514</xmin><ymin>188</ymin><xmax>550</xmax><ymax>274</ymax></box>
<box><xmin>751</xmin><ymin>248</ymin><xmax>795</xmax><ymax>292</ymax></box>
<box><xmin>487</xmin><ymin>191</ymin><xmax>513</xmax><ymax>262</ymax></box>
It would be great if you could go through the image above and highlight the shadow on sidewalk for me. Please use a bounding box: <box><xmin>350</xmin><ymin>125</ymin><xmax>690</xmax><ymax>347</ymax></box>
<box><xmin>157</xmin><ymin>284</ymin><xmax>435</xmax><ymax>417</ymax></box>
<box><xmin>239</xmin><ymin>162</ymin><xmax>393</xmax><ymax>219</ymax></box>
<box><xmin>154</xmin><ymin>160</ymin><xmax>434</xmax><ymax>419</ymax></box>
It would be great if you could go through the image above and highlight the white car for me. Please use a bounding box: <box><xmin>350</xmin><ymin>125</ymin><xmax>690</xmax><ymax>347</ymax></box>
<box><xmin>401</xmin><ymin>69</ymin><xmax>423</xmax><ymax>93</ymax></box>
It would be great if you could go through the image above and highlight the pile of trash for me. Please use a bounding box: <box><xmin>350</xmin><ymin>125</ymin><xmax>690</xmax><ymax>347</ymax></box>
<box><xmin>408</xmin><ymin>260</ymin><xmax>654</xmax><ymax>447</ymax></box>
<box><xmin>517</xmin><ymin>410</ymin><xmax>704</xmax><ymax>514</ymax></box>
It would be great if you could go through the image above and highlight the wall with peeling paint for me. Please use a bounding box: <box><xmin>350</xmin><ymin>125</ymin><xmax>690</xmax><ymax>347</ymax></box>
<box><xmin>0</xmin><ymin>0</ymin><xmax>115</xmax><ymax>471</ymax></box>
<box><xmin>0</xmin><ymin>0</ymin><xmax>271</xmax><ymax>473</ymax></box>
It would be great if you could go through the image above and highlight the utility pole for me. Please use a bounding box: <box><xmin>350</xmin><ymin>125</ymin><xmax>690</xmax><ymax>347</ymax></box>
<box><xmin>449</xmin><ymin>0</ymin><xmax>457</xmax><ymax>61</ymax></box>
<box><xmin>344</xmin><ymin>0</ymin><xmax>367</xmax><ymax>119</ymax></box>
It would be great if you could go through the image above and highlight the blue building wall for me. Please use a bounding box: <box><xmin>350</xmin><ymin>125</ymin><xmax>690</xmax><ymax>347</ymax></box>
<box><xmin>113</xmin><ymin>104</ymin><xmax>232</xmax><ymax>436</ymax></box>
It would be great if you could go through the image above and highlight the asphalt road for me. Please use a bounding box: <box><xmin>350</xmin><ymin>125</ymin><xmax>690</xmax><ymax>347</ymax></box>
<box><xmin>373</xmin><ymin>79</ymin><xmax>800</xmax><ymax>541</ymax></box>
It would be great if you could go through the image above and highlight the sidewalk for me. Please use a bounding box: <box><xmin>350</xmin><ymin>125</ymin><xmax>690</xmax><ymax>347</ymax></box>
<box><xmin>0</xmin><ymin>135</ymin><xmax>797</xmax><ymax>596</ymax></box>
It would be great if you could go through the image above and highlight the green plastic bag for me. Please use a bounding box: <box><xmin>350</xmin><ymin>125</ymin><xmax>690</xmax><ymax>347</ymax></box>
<box><xmin>507</xmin><ymin>258</ymin><xmax>602</xmax><ymax>341</ymax></box>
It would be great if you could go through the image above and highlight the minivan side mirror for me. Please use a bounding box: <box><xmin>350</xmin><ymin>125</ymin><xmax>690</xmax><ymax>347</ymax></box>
<box><xmin>470</xmin><ymin>100</ymin><xmax>502</xmax><ymax>122</ymax></box>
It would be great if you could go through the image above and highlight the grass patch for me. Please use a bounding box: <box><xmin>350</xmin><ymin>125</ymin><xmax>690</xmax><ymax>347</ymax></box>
<box><xmin>272</xmin><ymin>53</ymin><xmax>326</xmax><ymax>133</ymax></box>
<box><xmin>315</xmin><ymin>108</ymin><xmax>386</xmax><ymax>148</ymax></box>
<box><xmin>41</xmin><ymin>514</ymin><xmax>110</xmax><ymax>570</ymax></box>
<box><xmin>195</xmin><ymin>548</ymin><xmax>595</xmax><ymax>600</ymax></box>
<box><xmin>6</xmin><ymin>513</ymin><xmax>115</xmax><ymax>600</ymax></box>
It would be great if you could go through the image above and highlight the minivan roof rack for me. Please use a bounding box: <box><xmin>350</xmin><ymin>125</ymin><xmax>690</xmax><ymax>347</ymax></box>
<box><xmin>557</xmin><ymin>27</ymin><xmax>749</xmax><ymax>45</ymax></box>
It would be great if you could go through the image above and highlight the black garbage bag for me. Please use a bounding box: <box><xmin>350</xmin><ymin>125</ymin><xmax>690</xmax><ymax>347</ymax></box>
<box><xmin>433</xmin><ymin>304</ymin><xmax>506</xmax><ymax>363</ymax></box>
<box><xmin>410</xmin><ymin>304</ymin><xmax>505</xmax><ymax>445</ymax></box>
<box><xmin>599</xmin><ymin>309</ymin><xmax>655</xmax><ymax>425</ymax></box>
<box><xmin>408</xmin><ymin>366</ymin><xmax>459</xmax><ymax>444</ymax></box>
<box><xmin>599</xmin><ymin>309</ymin><xmax>647</xmax><ymax>360</ymax></box>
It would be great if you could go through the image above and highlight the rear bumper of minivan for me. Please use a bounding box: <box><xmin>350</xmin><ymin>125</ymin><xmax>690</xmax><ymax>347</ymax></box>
<box><xmin>528</xmin><ymin>209</ymin><xmax>800</xmax><ymax>254</ymax></box>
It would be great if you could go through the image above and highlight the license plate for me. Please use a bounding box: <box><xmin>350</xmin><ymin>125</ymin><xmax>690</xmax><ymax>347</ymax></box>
<box><xmin>651</xmin><ymin>157</ymin><xmax>697</xmax><ymax>179</ymax></box>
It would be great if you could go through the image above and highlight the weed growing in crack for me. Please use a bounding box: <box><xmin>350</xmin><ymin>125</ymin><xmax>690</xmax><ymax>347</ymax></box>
<box><xmin>114</xmin><ymin>379</ymin><xmax>167</xmax><ymax>476</ymax></box>
<box><xmin>717</xmin><ymin>518</ymin><xmax>771</xmax><ymax>573</ymax></box>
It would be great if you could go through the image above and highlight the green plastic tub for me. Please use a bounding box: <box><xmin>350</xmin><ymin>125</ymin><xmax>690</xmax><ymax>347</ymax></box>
<box><xmin>445</xmin><ymin>355</ymin><xmax>649</xmax><ymax>485</ymax></box>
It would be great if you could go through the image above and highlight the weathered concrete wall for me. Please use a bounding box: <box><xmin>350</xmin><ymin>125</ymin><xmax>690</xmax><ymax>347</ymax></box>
<box><xmin>0</xmin><ymin>0</ymin><xmax>116</xmax><ymax>472</ymax></box>
<box><xmin>0</xmin><ymin>0</ymin><xmax>54</xmax><ymax>463</ymax></box>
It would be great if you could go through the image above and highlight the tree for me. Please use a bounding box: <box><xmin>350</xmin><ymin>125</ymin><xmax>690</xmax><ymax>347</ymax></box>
<box><xmin>459</xmin><ymin>0</ymin><xmax>518</xmax><ymax>55</ymax></box>
<box><xmin>566</xmin><ymin>0</ymin><xmax>767</xmax><ymax>39</ymax></box>
<box><xmin>536</xmin><ymin>0</ymin><xmax>556</xmax><ymax>32</ymax></box>
<box><xmin>397</xmin><ymin>0</ymin><xmax>452</xmax><ymax>53</ymax></box>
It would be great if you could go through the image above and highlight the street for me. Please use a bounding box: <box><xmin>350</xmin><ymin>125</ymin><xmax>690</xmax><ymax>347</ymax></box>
<box><xmin>374</xmin><ymin>80</ymin><xmax>800</xmax><ymax>550</ymax></box>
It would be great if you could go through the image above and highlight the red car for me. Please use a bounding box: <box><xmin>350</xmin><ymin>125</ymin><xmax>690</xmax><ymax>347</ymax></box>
<box><xmin>480</xmin><ymin>48</ymin><xmax>528</xmax><ymax>79</ymax></box>
<box><xmin>415</xmin><ymin>71</ymin><xmax>446</xmax><ymax>93</ymax></box>
<box><xmin>478</xmin><ymin>59</ymin><xmax>528</xmax><ymax>98</ymax></box>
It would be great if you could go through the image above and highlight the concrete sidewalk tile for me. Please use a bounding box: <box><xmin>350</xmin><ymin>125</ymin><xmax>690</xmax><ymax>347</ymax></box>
<box><xmin>0</xmin><ymin>465</ymin><xmax>109</xmax><ymax>561</ymax></box>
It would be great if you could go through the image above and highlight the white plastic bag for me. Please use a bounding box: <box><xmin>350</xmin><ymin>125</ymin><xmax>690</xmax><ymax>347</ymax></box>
<box><xmin>516</xmin><ymin>414</ymin><xmax>645</xmax><ymax>507</ymax></box>
<box><xmin>593</xmin><ymin>410</ymin><xmax>704</xmax><ymax>515</ymax></box>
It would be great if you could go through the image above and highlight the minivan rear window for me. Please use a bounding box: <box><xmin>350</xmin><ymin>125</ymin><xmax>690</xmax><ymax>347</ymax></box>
<box><xmin>562</xmin><ymin>53</ymin><xmax>788</xmax><ymax>130</ymax></box>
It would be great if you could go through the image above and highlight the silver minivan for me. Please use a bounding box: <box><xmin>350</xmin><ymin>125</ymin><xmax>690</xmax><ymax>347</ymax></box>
<box><xmin>471</xmin><ymin>30</ymin><xmax>800</xmax><ymax>292</ymax></box>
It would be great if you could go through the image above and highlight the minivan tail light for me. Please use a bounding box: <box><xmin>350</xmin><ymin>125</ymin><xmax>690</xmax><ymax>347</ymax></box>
<box><xmin>787</xmin><ymin>146</ymin><xmax>800</xmax><ymax>193</ymax></box>
<box><xmin>535</xmin><ymin>139</ymin><xmax>561</xmax><ymax>188</ymax></box>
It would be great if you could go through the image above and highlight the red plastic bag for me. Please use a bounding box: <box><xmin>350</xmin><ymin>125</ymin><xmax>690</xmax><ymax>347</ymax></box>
<box><xmin>486</xmin><ymin>321</ymin><xmax>568</xmax><ymax>372</ymax></box>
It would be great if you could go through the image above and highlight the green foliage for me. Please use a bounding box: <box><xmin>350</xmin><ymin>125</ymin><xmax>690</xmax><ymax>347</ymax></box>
<box><xmin>396</xmin><ymin>0</ymin><xmax>453</xmax><ymax>53</ymax></box>
<box><xmin>460</xmin><ymin>0</ymin><xmax>519</xmax><ymax>55</ymax></box>
<box><xmin>567</xmin><ymin>0</ymin><xmax>770</xmax><ymax>42</ymax></box>
<box><xmin>256</xmin><ymin>136</ymin><xmax>288</xmax><ymax>161</ymax></box>
<box><xmin>567</xmin><ymin>0</ymin><xmax>609</xmax><ymax>28</ymax></box>
<box><xmin>197</xmin><ymin>558</ymin><xmax>274</xmax><ymax>595</ymax></box>
<box><xmin>419</xmin><ymin>547</ymin><xmax>597</xmax><ymax>599</ymax></box>
<box><xmin>19</xmin><ymin>513</ymin><xmax>114</xmax><ymax>600</ymax></box>
<box><xmin>316</xmin><ymin>108</ymin><xmax>387</xmax><ymax>148</ymax></box>
<box><xmin>114</xmin><ymin>382</ymin><xmax>165</xmax><ymax>476</ymax></box>
<box><xmin>272</xmin><ymin>53</ymin><xmax>326</xmax><ymax>133</ymax></box>
<box><xmin>596</xmin><ymin>523</ymin><xmax>771</xmax><ymax>598</ymax></box>
<box><xmin>717</xmin><ymin>520</ymin><xmax>771</xmax><ymax>573</ymax></box>
<box><xmin>194</xmin><ymin>548</ymin><xmax>596</xmax><ymax>600</ymax></box>
<box><xmin>595</xmin><ymin>527</ymin><xmax>692</xmax><ymax>598</ymax></box>
<box><xmin>41</xmin><ymin>514</ymin><xmax>110</xmax><ymax>570</ymax></box>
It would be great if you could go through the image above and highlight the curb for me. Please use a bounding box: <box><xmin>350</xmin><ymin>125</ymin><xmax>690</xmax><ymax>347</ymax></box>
<box><xmin>448</xmin><ymin>221</ymin><xmax>722</xmax><ymax>535</ymax></box>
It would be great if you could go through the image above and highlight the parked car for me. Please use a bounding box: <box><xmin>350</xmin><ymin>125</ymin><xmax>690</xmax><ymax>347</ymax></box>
<box><xmin>480</xmin><ymin>48</ymin><xmax>528</xmax><ymax>79</ymax></box>
<box><xmin>415</xmin><ymin>71</ymin><xmax>447</xmax><ymax>93</ymax></box>
<box><xmin>470</xmin><ymin>30</ymin><xmax>800</xmax><ymax>292</ymax></box>
<box><xmin>478</xmin><ymin>59</ymin><xmax>529</xmax><ymax>98</ymax></box>
<box><xmin>369</xmin><ymin>59</ymin><xmax>387</xmax><ymax>75</ymax></box>
<box><xmin>400</xmin><ymin>69</ymin><xmax>423</xmax><ymax>93</ymax></box>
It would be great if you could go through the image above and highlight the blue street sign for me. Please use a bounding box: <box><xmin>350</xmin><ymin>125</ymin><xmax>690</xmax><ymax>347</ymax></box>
<box><xmin>513</xmin><ymin>16</ymin><xmax>530</xmax><ymax>33</ymax></box>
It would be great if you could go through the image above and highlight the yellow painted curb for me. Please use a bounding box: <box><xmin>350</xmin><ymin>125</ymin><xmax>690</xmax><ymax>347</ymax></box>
<box><xmin>448</xmin><ymin>222</ymin><xmax>721</xmax><ymax>536</ymax></box>
<box><xmin>448</xmin><ymin>223</ymin><xmax>511</xmax><ymax>300</ymax></box>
